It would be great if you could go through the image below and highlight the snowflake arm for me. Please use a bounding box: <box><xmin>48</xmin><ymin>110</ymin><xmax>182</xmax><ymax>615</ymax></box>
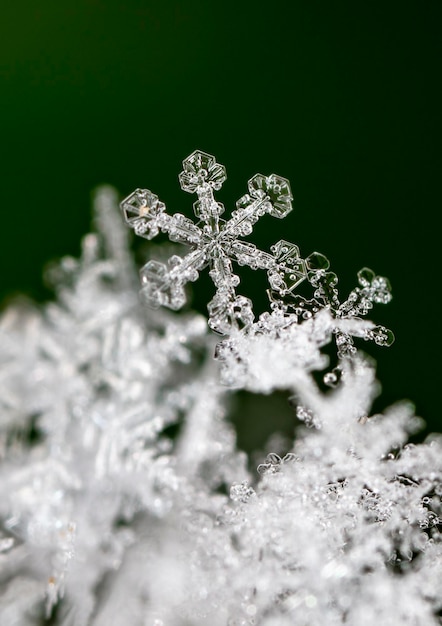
<box><xmin>120</xmin><ymin>188</ymin><xmax>203</xmax><ymax>246</ymax></box>
<box><xmin>139</xmin><ymin>248</ymin><xmax>209</xmax><ymax>310</ymax></box>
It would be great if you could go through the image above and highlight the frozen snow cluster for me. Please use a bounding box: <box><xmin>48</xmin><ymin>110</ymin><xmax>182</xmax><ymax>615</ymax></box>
<box><xmin>0</xmin><ymin>153</ymin><xmax>441</xmax><ymax>625</ymax></box>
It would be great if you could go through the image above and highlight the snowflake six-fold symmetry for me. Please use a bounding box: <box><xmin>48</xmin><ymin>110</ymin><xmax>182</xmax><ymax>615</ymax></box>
<box><xmin>121</xmin><ymin>150</ymin><xmax>296</xmax><ymax>334</ymax></box>
<box><xmin>120</xmin><ymin>150</ymin><xmax>394</xmax><ymax>358</ymax></box>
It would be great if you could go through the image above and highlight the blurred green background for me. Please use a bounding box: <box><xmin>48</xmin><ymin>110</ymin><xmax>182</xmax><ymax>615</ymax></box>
<box><xmin>0</xmin><ymin>1</ymin><xmax>440</xmax><ymax>432</ymax></box>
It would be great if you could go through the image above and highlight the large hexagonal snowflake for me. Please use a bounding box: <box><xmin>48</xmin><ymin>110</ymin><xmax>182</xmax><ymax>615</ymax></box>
<box><xmin>121</xmin><ymin>150</ymin><xmax>304</xmax><ymax>334</ymax></box>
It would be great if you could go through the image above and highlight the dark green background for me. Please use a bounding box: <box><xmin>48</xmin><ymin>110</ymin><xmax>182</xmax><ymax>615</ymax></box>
<box><xmin>1</xmin><ymin>2</ymin><xmax>440</xmax><ymax>431</ymax></box>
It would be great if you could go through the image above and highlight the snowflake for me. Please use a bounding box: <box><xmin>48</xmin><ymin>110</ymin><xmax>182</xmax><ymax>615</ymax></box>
<box><xmin>121</xmin><ymin>150</ymin><xmax>395</xmax><ymax>381</ymax></box>
<box><xmin>261</xmin><ymin>241</ymin><xmax>395</xmax><ymax>378</ymax></box>
<box><xmin>120</xmin><ymin>150</ymin><xmax>294</xmax><ymax>334</ymax></box>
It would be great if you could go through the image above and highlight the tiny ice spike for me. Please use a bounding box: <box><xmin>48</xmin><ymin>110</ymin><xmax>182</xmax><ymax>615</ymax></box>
<box><xmin>121</xmin><ymin>150</ymin><xmax>293</xmax><ymax>333</ymax></box>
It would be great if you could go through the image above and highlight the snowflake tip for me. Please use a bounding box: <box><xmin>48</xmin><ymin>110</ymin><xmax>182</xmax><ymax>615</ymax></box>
<box><xmin>179</xmin><ymin>150</ymin><xmax>227</xmax><ymax>194</ymax></box>
<box><xmin>120</xmin><ymin>188</ymin><xmax>165</xmax><ymax>239</ymax></box>
<box><xmin>248</xmin><ymin>173</ymin><xmax>293</xmax><ymax>218</ymax></box>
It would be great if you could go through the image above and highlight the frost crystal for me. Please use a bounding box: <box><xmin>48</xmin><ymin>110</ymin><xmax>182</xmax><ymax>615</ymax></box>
<box><xmin>121</xmin><ymin>150</ymin><xmax>293</xmax><ymax>334</ymax></box>
<box><xmin>0</xmin><ymin>161</ymin><xmax>441</xmax><ymax>626</ymax></box>
<box><xmin>122</xmin><ymin>151</ymin><xmax>394</xmax><ymax>387</ymax></box>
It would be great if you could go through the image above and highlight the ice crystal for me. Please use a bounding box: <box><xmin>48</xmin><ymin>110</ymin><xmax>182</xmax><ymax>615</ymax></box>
<box><xmin>0</xmin><ymin>161</ymin><xmax>441</xmax><ymax>626</ymax></box>
<box><xmin>121</xmin><ymin>150</ymin><xmax>293</xmax><ymax>334</ymax></box>
<box><xmin>123</xmin><ymin>151</ymin><xmax>394</xmax><ymax>389</ymax></box>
